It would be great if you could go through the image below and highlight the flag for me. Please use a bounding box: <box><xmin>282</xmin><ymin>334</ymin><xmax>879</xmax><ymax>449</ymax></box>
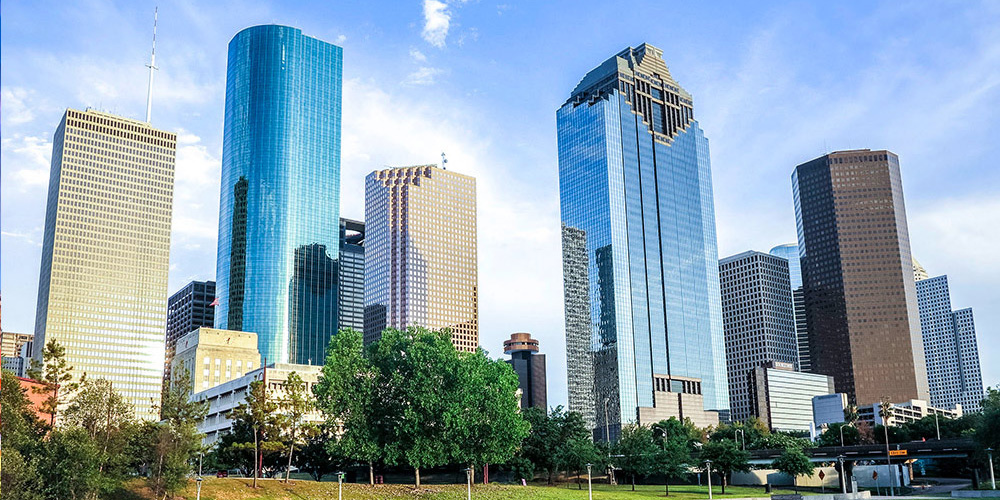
<box><xmin>209</xmin><ymin>297</ymin><xmax>220</xmax><ymax>307</ymax></box>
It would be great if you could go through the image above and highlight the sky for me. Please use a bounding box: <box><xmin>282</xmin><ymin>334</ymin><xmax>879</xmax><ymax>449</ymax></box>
<box><xmin>2</xmin><ymin>0</ymin><xmax>999</xmax><ymax>410</ymax></box>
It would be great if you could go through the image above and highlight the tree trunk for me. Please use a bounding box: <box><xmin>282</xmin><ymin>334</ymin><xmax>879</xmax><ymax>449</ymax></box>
<box><xmin>548</xmin><ymin>469</ymin><xmax>554</xmax><ymax>486</ymax></box>
<box><xmin>415</xmin><ymin>467</ymin><xmax>421</xmax><ymax>488</ymax></box>
<box><xmin>722</xmin><ymin>473</ymin><xmax>727</xmax><ymax>494</ymax></box>
<box><xmin>285</xmin><ymin>438</ymin><xmax>295</xmax><ymax>483</ymax></box>
<box><xmin>369</xmin><ymin>461</ymin><xmax>375</xmax><ymax>485</ymax></box>
<box><xmin>252</xmin><ymin>427</ymin><xmax>259</xmax><ymax>488</ymax></box>
<box><xmin>665</xmin><ymin>481</ymin><xmax>670</xmax><ymax>496</ymax></box>
<box><xmin>632</xmin><ymin>473</ymin><xmax>636</xmax><ymax>491</ymax></box>
<box><xmin>470</xmin><ymin>463</ymin><xmax>476</xmax><ymax>485</ymax></box>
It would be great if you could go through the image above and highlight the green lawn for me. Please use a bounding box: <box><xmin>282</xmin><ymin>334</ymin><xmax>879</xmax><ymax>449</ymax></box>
<box><xmin>129</xmin><ymin>477</ymin><xmax>808</xmax><ymax>500</ymax></box>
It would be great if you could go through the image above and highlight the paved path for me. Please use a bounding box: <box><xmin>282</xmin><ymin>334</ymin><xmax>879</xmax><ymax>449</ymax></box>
<box><xmin>869</xmin><ymin>476</ymin><xmax>972</xmax><ymax>498</ymax></box>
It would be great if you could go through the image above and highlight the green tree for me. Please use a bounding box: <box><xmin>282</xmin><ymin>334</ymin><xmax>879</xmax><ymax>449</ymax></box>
<box><xmin>296</xmin><ymin>424</ymin><xmax>344</xmax><ymax>481</ymax></box>
<box><xmin>0</xmin><ymin>449</ymin><xmax>42</xmax><ymax>500</ymax></box>
<box><xmin>1</xmin><ymin>369</ymin><xmax>48</xmax><ymax>453</ymax></box>
<box><xmin>978</xmin><ymin>386</ymin><xmax>1000</xmax><ymax>472</ymax></box>
<box><xmin>36</xmin><ymin>427</ymin><xmax>103</xmax><ymax>500</ymax></box>
<box><xmin>61</xmin><ymin>377</ymin><xmax>139</xmax><ymax>491</ymax></box>
<box><xmin>615</xmin><ymin>424</ymin><xmax>659</xmax><ymax>491</ymax></box>
<box><xmin>451</xmin><ymin>348</ymin><xmax>529</xmax><ymax>483</ymax></box>
<box><xmin>281</xmin><ymin>371</ymin><xmax>312</xmax><ymax>483</ymax></box>
<box><xmin>27</xmin><ymin>339</ymin><xmax>80</xmax><ymax>425</ymax></box>
<box><xmin>144</xmin><ymin>367</ymin><xmax>208</xmax><ymax>499</ymax></box>
<box><xmin>651</xmin><ymin>417</ymin><xmax>700</xmax><ymax>495</ymax></box>
<box><xmin>817</xmin><ymin>422</ymin><xmax>861</xmax><ymax>447</ymax></box>
<box><xmin>230</xmin><ymin>378</ymin><xmax>282</xmax><ymax>488</ymax></box>
<box><xmin>368</xmin><ymin>327</ymin><xmax>461</xmax><ymax>487</ymax></box>
<box><xmin>700</xmin><ymin>439</ymin><xmax>750</xmax><ymax>494</ymax></box>
<box><xmin>313</xmin><ymin>328</ymin><xmax>380</xmax><ymax>484</ymax></box>
<box><xmin>517</xmin><ymin>406</ymin><xmax>596</xmax><ymax>485</ymax></box>
<box><xmin>771</xmin><ymin>448</ymin><xmax>814</xmax><ymax>493</ymax></box>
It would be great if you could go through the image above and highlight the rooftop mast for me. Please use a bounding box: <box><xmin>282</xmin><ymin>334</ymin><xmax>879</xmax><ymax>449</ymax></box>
<box><xmin>144</xmin><ymin>7</ymin><xmax>158</xmax><ymax>123</ymax></box>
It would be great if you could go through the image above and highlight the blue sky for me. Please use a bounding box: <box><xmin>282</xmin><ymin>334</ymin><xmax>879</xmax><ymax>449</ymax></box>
<box><xmin>3</xmin><ymin>0</ymin><xmax>998</xmax><ymax>409</ymax></box>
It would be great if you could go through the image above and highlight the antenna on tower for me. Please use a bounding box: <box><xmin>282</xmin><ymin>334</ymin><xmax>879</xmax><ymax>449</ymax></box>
<box><xmin>441</xmin><ymin>152</ymin><xmax>448</xmax><ymax>170</ymax></box>
<box><xmin>144</xmin><ymin>7</ymin><xmax>159</xmax><ymax>123</ymax></box>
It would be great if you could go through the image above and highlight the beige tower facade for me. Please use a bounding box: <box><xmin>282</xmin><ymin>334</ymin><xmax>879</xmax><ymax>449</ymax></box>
<box><xmin>363</xmin><ymin>165</ymin><xmax>478</xmax><ymax>351</ymax></box>
<box><xmin>170</xmin><ymin>327</ymin><xmax>261</xmax><ymax>394</ymax></box>
<box><xmin>33</xmin><ymin>109</ymin><xmax>176</xmax><ymax>420</ymax></box>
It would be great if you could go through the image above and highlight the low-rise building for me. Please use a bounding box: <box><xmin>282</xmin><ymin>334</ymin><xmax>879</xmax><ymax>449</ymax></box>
<box><xmin>191</xmin><ymin>363</ymin><xmax>323</xmax><ymax>446</ymax></box>
<box><xmin>637</xmin><ymin>374</ymin><xmax>720</xmax><ymax>429</ymax></box>
<box><xmin>748</xmin><ymin>361</ymin><xmax>835</xmax><ymax>433</ymax></box>
<box><xmin>813</xmin><ymin>393</ymin><xmax>848</xmax><ymax>427</ymax></box>
<box><xmin>170</xmin><ymin>327</ymin><xmax>261</xmax><ymax>394</ymax></box>
<box><xmin>858</xmin><ymin>399</ymin><xmax>961</xmax><ymax>427</ymax></box>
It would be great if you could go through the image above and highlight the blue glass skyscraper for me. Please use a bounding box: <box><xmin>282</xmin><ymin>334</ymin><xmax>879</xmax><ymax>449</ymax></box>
<box><xmin>558</xmin><ymin>44</ymin><xmax>729</xmax><ymax>440</ymax></box>
<box><xmin>769</xmin><ymin>243</ymin><xmax>810</xmax><ymax>371</ymax></box>
<box><xmin>215</xmin><ymin>25</ymin><xmax>343</xmax><ymax>366</ymax></box>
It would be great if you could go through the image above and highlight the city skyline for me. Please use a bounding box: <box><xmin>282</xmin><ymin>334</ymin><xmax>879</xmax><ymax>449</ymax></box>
<box><xmin>3</xmin><ymin>1</ymin><xmax>1000</xmax><ymax>410</ymax></box>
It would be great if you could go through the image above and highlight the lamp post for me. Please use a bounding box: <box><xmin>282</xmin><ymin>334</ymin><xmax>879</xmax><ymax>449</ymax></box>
<box><xmin>837</xmin><ymin>456</ymin><xmax>847</xmax><ymax>495</ymax></box>
<box><xmin>935</xmin><ymin>412</ymin><xmax>941</xmax><ymax>440</ymax></box>
<box><xmin>705</xmin><ymin>459</ymin><xmax>713</xmax><ymax>500</ymax></box>
<box><xmin>336</xmin><ymin>471</ymin><xmax>345</xmax><ymax>500</ymax></box>
<box><xmin>463</xmin><ymin>468</ymin><xmax>472</xmax><ymax>500</ymax></box>
<box><xmin>586</xmin><ymin>463</ymin><xmax>594</xmax><ymax>500</ymax></box>
<box><xmin>839</xmin><ymin>424</ymin><xmax>845</xmax><ymax>447</ymax></box>
<box><xmin>987</xmin><ymin>448</ymin><xmax>996</xmax><ymax>490</ymax></box>
<box><xmin>196</xmin><ymin>476</ymin><xmax>203</xmax><ymax>500</ymax></box>
<box><xmin>735</xmin><ymin>429</ymin><xmax>745</xmax><ymax>450</ymax></box>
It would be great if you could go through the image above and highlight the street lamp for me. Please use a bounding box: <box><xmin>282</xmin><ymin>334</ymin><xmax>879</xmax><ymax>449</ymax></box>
<box><xmin>839</xmin><ymin>424</ymin><xmax>845</xmax><ymax>447</ymax></box>
<box><xmin>705</xmin><ymin>459</ymin><xmax>713</xmax><ymax>500</ymax></box>
<box><xmin>463</xmin><ymin>467</ymin><xmax>472</xmax><ymax>500</ymax></box>
<box><xmin>336</xmin><ymin>471</ymin><xmax>345</xmax><ymax>500</ymax></box>
<box><xmin>196</xmin><ymin>476</ymin><xmax>203</xmax><ymax>500</ymax></box>
<box><xmin>987</xmin><ymin>448</ymin><xmax>996</xmax><ymax>490</ymax></box>
<box><xmin>586</xmin><ymin>463</ymin><xmax>594</xmax><ymax>500</ymax></box>
<box><xmin>735</xmin><ymin>429</ymin><xmax>745</xmax><ymax>450</ymax></box>
<box><xmin>837</xmin><ymin>455</ymin><xmax>847</xmax><ymax>495</ymax></box>
<box><xmin>935</xmin><ymin>412</ymin><xmax>941</xmax><ymax>440</ymax></box>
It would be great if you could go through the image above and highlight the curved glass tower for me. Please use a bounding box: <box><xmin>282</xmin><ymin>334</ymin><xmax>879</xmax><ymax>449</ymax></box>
<box><xmin>558</xmin><ymin>44</ymin><xmax>729</xmax><ymax>440</ymax></box>
<box><xmin>215</xmin><ymin>25</ymin><xmax>343</xmax><ymax>365</ymax></box>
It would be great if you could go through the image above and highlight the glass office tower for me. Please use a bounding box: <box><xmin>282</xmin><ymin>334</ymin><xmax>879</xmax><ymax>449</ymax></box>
<box><xmin>793</xmin><ymin>150</ymin><xmax>929</xmax><ymax>406</ymax></box>
<box><xmin>769</xmin><ymin>243</ymin><xmax>811</xmax><ymax>371</ymax></box>
<box><xmin>558</xmin><ymin>44</ymin><xmax>729</xmax><ymax>440</ymax></box>
<box><xmin>34</xmin><ymin>109</ymin><xmax>176</xmax><ymax>420</ymax></box>
<box><xmin>215</xmin><ymin>25</ymin><xmax>343</xmax><ymax>365</ymax></box>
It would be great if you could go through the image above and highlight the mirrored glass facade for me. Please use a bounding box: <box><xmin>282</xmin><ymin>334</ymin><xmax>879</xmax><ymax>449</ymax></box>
<box><xmin>558</xmin><ymin>44</ymin><xmax>729</xmax><ymax>440</ymax></box>
<box><xmin>793</xmin><ymin>150</ymin><xmax>929</xmax><ymax>406</ymax></box>
<box><xmin>34</xmin><ymin>109</ymin><xmax>176</xmax><ymax>420</ymax></box>
<box><xmin>215</xmin><ymin>25</ymin><xmax>343</xmax><ymax>366</ymax></box>
<box><xmin>769</xmin><ymin>243</ymin><xmax>811</xmax><ymax>371</ymax></box>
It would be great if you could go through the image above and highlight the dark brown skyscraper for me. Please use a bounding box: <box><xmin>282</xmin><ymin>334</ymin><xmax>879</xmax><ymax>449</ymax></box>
<box><xmin>793</xmin><ymin>150</ymin><xmax>929</xmax><ymax>406</ymax></box>
<box><xmin>504</xmin><ymin>332</ymin><xmax>547</xmax><ymax>410</ymax></box>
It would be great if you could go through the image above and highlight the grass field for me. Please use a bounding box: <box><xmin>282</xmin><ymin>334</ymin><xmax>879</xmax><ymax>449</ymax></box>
<box><xmin>128</xmin><ymin>477</ymin><xmax>811</xmax><ymax>500</ymax></box>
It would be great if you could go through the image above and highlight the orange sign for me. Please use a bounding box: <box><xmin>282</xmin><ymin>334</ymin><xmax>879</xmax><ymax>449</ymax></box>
<box><xmin>889</xmin><ymin>449</ymin><xmax>908</xmax><ymax>457</ymax></box>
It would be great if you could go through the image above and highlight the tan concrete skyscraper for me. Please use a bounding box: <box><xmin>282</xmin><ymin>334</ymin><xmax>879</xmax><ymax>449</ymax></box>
<box><xmin>363</xmin><ymin>164</ymin><xmax>478</xmax><ymax>351</ymax></box>
<box><xmin>793</xmin><ymin>149</ymin><xmax>929</xmax><ymax>406</ymax></box>
<box><xmin>34</xmin><ymin>109</ymin><xmax>176</xmax><ymax>420</ymax></box>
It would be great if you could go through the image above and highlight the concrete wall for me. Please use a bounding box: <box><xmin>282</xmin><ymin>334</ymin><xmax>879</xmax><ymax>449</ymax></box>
<box><xmin>732</xmin><ymin>467</ymin><xmax>840</xmax><ymax>488</ymax></box>
<box><xmin>852</xmin><ymin>465</ymin><xmax>908</xmax><ymax>488</ymax></box>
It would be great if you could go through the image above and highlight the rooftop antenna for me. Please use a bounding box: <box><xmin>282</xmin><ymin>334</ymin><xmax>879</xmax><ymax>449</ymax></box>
<box><xmin>441</xmin><ymin>152</ymin><xmax>448</xmax><ymax>170</ymax></box>
<box><xmin>144</xmin><ymin>7</ymin><xmax>159</xmax><ymax>123</ymax></box>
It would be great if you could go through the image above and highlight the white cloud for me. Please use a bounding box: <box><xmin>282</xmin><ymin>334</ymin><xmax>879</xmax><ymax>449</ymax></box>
<box><xmin>170</xmin><ymin>130</ymin><xmax>221</xmax><ymax>242</ymax></box>
<box><xmin>2</xmin><ymin>135</ymin><xmax>52</xmax><ymax>190</ymax></box>
<box><xmin>422</xmin><ymin>0</ymin><xmax>452</xmax><ymax>48</ymax></box>
<box><xmin>1</xmin><ymin>87</ymin><xmax>37</xmax><ymax>125</ymax></box>
<box><xmin>336</xmin><ymin>34</ymin><xmax>347</xmax><ymax>44</ymax></box>
<box><xmin>409</xmin><ymin>47</ymin><xmax>428</xmax><ymax>62</ymax></box>
<box><xmin>403</xmin><ymin>66</ymin><xmax>445</xmax><ymax>86</ymax></box>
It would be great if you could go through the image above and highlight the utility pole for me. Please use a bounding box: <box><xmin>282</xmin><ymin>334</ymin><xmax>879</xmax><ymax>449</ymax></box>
<box><xmin>586</xmin><ymin>463</ymin><xmax>593</xmax><ymax>500</ymax></box>
<box><xmin>705</xmin><ymin>460</ymin><xmax>713</xmax><ymax>500</ymax></box>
